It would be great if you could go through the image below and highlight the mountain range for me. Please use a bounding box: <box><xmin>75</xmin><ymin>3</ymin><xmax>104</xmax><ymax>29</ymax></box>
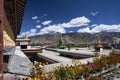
<box><xmin>29</xmin><ymin>32</ymin><xmax>120</xmax><ymax>46</ymax></box>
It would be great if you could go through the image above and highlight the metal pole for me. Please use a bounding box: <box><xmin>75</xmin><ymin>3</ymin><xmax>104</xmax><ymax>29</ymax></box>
<box><xmin>0</xmin><ymin>0</ymin><xmax>4</xmax><ymax>80</ymax></box>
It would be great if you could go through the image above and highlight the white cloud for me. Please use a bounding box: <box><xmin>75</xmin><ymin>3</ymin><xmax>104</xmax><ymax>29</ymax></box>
<box><xmin>37</xmin><ymin>31</ymin><xmax>49</xmax><ymax>35</ymax></box>
<box><xmin>18</xmin><ymin>30</ymin><xmax>37</xmax><ymax>37</ymax></box>
<box><xmin>70</xmin><ymin>16</ymin><xmax>90</xmax><ymax>26</ymax></box>
<box><xmin>28</xmin><ymin>33</ymin><xmax>36</xmax><ymax>36</ymax></box>
<box><xmin>69</xmin><ymin>31</ymin><xmax>73</xmax><ymax>33</ymax></box>
<box><xmin>30</xmin><ymin>29</ymin><xmax>36</xmax><ymax>33</ymax></box>
<box><xmin>39</xmin><ymin>25</ymin><xmax>66</xmax><ymax>34</ymax></box>
<box><xmin>26</xmin><ymin>31</ymin><xmax>30</xmax><ymax>34</ymax></box>
<box><xmin>77</xmin><ymin>24</ymin><xmax>120</xmax><ymax>33</ymax></box>
<box><xmin>91</xmin><ymin>24</ymin><xmax>120</xmax><ymax>33</ymax></box>
<box><xmin>20</xmin><ymin>31</ymin><xmax>29</xmax><ymax>36</ymax></box>
<box><xmin>32</xmin><ymin>16</ymin><xmax>38</xmax><ymax>20</ymax></box>
<box><xmin>18</xmin><ymin>14</ymin><xmax>120</xmax><ymax>37</ymax></box>
<box><xmin>90</xmin><ymin>11</ymin><xmax>98</xmax><ymax>16</ymax></box>
<box><xmin>108</xmin><ymin>29</ymin><xmax>120</xmax><ymax>32</ymax></box>
<box><xmin>90</xmin><ymin>24</ymin><xmax>97</xmax><ymax>28</ymax></box>
<box><xmin>77</xmin><ymin>27</ymin><xmax>91</xmax><ymax>33</ymax></box>
<box><xmin>17</xmin><ymin>23</ymin><xmax>120</xmax><ymax>38</ymax></box>
<box><xmin>17</xmin><ymin>35</ymin><xmax>22</xmax><ymax>38</ymax></box>
<box><xmin>36</xmin><ymin>25</ymin><xmax>41</xmax><ymax>28</ymax></box>
<box><xmin>42</xmin><ymin>20</ymin><xmax>52</xmax><ymax>26</ymax></box>
<box><xmin>36</xmin><ymin>20</ymin><xmax>40</xmax><ymax>23</ymax></box>
<box><xmin>39</xmin><ymin>16</ymin><xmax>90</xmax><ymax>34</ymax></box>
<box><xmin>61</xmin><ymin>16</ymin><xmax>91</xmax><ymax>28</ymax></box>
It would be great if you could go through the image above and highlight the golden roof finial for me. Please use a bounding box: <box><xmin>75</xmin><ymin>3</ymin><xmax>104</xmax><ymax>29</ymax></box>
<box><xmin>24</xmin><ymin>33</ymin><xmax>28</xmax><ymax>39</ymax></box>
<box><xmin>96</xmin><ymin>35</ymin><xmax>101</xmax><ymax>44</ymax></box>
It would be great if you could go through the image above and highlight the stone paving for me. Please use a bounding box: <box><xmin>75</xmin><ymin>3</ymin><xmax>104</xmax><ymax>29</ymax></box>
<box><xmin>38</xmin><ymin>50</ymin><xmax>72</xmax><ymax>62</ymax></box>
<box><xmin>4</xmin><ymin>73</ymin><xmax>28</xmax><ymax>80</ymax></box>
<box><xmin>38</xmin><ymin>49</ymin><xmax>95</xmax><ymax>72</ymax></box>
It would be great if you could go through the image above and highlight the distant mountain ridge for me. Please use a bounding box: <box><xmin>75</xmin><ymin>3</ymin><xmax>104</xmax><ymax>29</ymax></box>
<box><xmin>29</xmin><ymin>32</ymin><xmax>120</xmax><ymax>46</ymax></box>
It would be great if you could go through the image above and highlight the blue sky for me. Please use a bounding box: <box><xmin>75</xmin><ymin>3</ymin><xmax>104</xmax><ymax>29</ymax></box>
<box><xmin>18</xmin><ymin>0</ymin><xmax>120</xmax><ymax>37</ymax></box>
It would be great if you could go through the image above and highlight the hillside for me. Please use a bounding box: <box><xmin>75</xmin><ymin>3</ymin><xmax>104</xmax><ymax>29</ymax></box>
<box><xmin>29</xmin><ymin>32</ymin><xmax>120</xmax><ymax>46</ymax></box>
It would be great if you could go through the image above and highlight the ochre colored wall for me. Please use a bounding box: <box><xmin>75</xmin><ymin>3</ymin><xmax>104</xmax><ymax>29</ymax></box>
<box><xmin>3</xmin><ymin>10</ymin><xmax>15</xmax><ymax>47</ymax></box>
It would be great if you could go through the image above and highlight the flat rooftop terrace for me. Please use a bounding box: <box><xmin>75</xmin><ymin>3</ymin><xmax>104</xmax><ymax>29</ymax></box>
<box><xmin>38</xmin><ymin>48</ymin><xmax>113</xmax><ymax>72</ymax></box>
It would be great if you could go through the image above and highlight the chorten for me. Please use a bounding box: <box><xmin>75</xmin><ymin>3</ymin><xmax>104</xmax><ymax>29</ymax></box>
<box><xmin>58</xmin><ymin>35</ymin><xmax>66</xmax><ymax>49</ymax></box>
<box><xmin>95</xmin><ymin>35</ymin><xmax>103</xmax><ymax>52</ymax></box>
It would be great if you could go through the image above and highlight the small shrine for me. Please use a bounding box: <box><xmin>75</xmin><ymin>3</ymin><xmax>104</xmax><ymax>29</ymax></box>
<box><xmin>95</xmin><ymin>35</ymin><xmax>103</xmax><ymax>52</ymax></box>
<box><xmin>15</xmin><ymin>34</ymin><xmax>42</xmax><ymax>54</ymax></box>
<box><xmin>15</xmin><ymin>34</ymin><xmax>31</xmax><ymax>49</ymax></box>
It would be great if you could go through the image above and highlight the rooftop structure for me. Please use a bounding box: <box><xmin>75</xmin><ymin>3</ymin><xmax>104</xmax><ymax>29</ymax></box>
<box><xmin>15</xmin><ymin>34</ymin><xmax>42</xmax><ymax>53</ymax></box>
<box><xmin>95</xmin><ymin>35</ymin><xmax>103</xmax><ymax>52</ymax></box>
<box><xmin>15</xmin><ymin>34</ymin><xmax>31</xmax><ymax>49</ymax></box>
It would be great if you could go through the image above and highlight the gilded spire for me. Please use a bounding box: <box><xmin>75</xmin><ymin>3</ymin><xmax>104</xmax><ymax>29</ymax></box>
<box><xmin>24</xmin><ymin>33</ymin><xmax>28</xmax><ymax>39</ymax></box>
<box><xmin>96</xmin><ymin>35</ymin><xmax>101</xmax><ymax>44</ymax></box>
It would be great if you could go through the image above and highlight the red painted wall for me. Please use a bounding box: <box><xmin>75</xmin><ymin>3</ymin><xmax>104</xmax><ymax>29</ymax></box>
<box><xmin>0</xmin><ymin>0</ymin><xmax>4</xmax><ymax>80</ymax></box>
